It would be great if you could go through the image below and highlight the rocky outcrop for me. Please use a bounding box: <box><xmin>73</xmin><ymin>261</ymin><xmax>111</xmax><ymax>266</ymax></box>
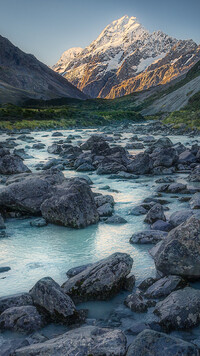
<box><xmin>154</xmin><ymin>287</ymin><xmax>200</xmax><ymax>330</ymax></box>
<box><xmin>41</xmin><ymin>178</ymin><xmax>99</xmax><ymax>228</ymax></box>
<box><xmin>62</xmin><ymin>252</ymin><xmax>133</xmax><ymax>302</ymax></box>
<box><xmin>126</xmin><ymin>329</ymin><xmax>199</xmax><ymax>356</ymax></box>
<box><xmin>153</xmin><ymin>216</ymin><xmax>200</xmax><ymax>278</ymax></box>
<box><xmin>29</xmin><ymin>277</ymin><xmax>78</xmax><ymax>323</ymax></box>
<box><xmin>15</xmin><ymin>325</ymin><xmax>127</xmax><ymax>356</ymax></box>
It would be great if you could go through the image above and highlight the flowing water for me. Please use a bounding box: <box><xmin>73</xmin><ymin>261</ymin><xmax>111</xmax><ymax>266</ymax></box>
<box><xmin>0</xmin><ymin>126</ymin><xmax>199</xmax><ymax>340</ymax></box>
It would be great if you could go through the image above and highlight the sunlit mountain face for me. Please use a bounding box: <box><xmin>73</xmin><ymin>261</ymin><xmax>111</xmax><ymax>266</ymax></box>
<box><xmin>53</xmin><ymin>15</ymin><xmax>200</xmax><ymax>99</ymax></box>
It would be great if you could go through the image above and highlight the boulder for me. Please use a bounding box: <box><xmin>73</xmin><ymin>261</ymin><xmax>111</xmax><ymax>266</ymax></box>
<box><xmin>144</xmin><ymin>275</ymin><xmax>187</xmax><ymax>298</ymax></box>
<box><xmin>126</xmin><ymin>329</ymin><xmax>199</xmax><ymax>356</ymax></box>
<box><xmin>41</xmin><ymin>178</ymin><xmax>99</xmax><ymax>228</ymax></box>
<box><xmin>169</xmin><ymin>209</ymin><xmax>194</xmax><ymax>227</ymax></box>
<box><xmin>124</xmin><ymin>293</ymin><xmax>149</xmax><ymax>312</ymax></box>
<box><xmin>190</xmin><ymin>193</ymin><xmax>200</xmax><ymax>209</ymax></box>
<box><xmin>129</xmin><ymin>205</ymin><xmax>147</xmax><ymax>216</ymax></box>
<box><xmin>97</xmin><ymin>203</ymin><xmax>114</xmax><ymax>217</ymax></box>
<box><xmin>80</xmin><ymin>135</ymin><xmax>107</xmax><ymax>150</ymax></box>
<box><xmin>47</xmin><ymin>143</ymin><xmax>62</xmax><ymax>154</ymax></box>
<box><xmin>167</xmin><ymin>182</ymin><xmax>187</xmax><ymax>193</ymax></box>
<box><xmin>29</xmin><ymin>277</ymin><xmax>78</xmax><ymax>323</ymax></box>
<box><xmin>62</xmin><ymin>252</ymin><xmax>133</xmax><ymax>302</ymax></box>
<box><xmin>179</xmin><ymin>150</ymin><xmax>196</xmax><ymax>164</ymax></box>
<box><xmin>127</xmin><ymin>153</ymin><xmax>152</xmax><ymax>174</ymax></box>
<box><xmin>0</xmin><ymin>150</ymin><xmax>30</xmax><ymax>175</ymax></box>
<box><xmin>0</xmin><ymin>293</ymin><xmax>33</xmax><ymax>314</ymax></box>
<box><xmin>66</xmin><ymin>263</ymin><xmax>93</xmax><ymax>278</ymax></box>
<box><xmin>130</xmin><ymin>230</ymin><xmax>167</xmax><ymax>244</ymax></box>
<box><xmin>153</xmin><ymin>216</ymin><xmax>200</xmax><ymax>278</ymax></box>
<box><xmin>0</xmin><ymin>170</ymin><xmax>65</xmax><ymax>214</ymax></box>
<box><xmin>151</xmin><ymin>147</ymin><xmax>178</xmax><ymax>168</ymax></box>
<box><xmin>0</xmin><ymin>306</ymin><xmax>43</xmax><ymax>333</ymax></box>
<box><xmin>15</xmin><ymin>325</ymin><xmax>127</xmax><ymax>356</ymax></box>
<box><xmin>144</xmin><ymin>204</ymin><xmax>166</xmax><ymax>224</ymax></box>
<box><xmin>154</xmin><ymin>287</ymin><xmax>200</xmax><ymax>330</ymax></box>
<box><xmin>151</xmin><ymin>220</ymin><xmax>172</xmax><ymax>232</ymax></box>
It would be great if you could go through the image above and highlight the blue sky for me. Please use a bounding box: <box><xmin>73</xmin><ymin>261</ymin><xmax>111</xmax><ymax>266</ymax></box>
<box><xmin>0</xmin><ymin>0</ymin><xmax>199</xmax><ymax>66</ymax></box>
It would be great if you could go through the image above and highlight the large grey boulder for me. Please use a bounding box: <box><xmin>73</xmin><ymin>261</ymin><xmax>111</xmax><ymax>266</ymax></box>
<box><xmin>62</xmin><ymin>252</ymin><xmax>133</xmax><ymax>302</ymax></box>
<box><xmin>80</xmin><ymin>135</ymin><xmax>107</xmax><ymax>150</ymax></box>
<box><xmin>130</xmin><ymin>230</ymin><xmax>167</xmax><ymax>244</ymax></box>
<box><xmin>179</xmin><ymin>150</ymin><xmax>196</xmax><ymax>164</ymax></box>
<box><xmin>127</xmin><ymin>153</ymin><xmax>152</xmax><ymax>174</ymax></box>
<box><xmin>15</xmin><ymin>325</ymin><xmax>127</xmax><ymax>356</ymax></box>
<box><xmin>151</xmin><ymin>147</ymin><xmax>178</xmax><ymax>168</ymax></box>
<box><xmin>153</xmin><ymin>216</ymin><xmax>200</xmax><ymax>278</ymax></box>
<box><xmin>0</xmin><ymin>170</ymin><xmax>65</xmax><ymax>214</ymax></box>
<box><xmin>41</xmin><ymin>178</ymin><xmax>99</xmax><ymax>228</ymax></box>
<box><xmin>0</xmin><ymin>306</ymin><xmax>43</xmax><ymax>333</ymax></box>
<box><xmin>154</xmin><ymin>287</ymin><xmax>200</xmax><ymax>330</ymax></box>
<box><xmin>0</xmin><ymin>148</ymin><xmax>30</xmax><ymax>175</ymax></box>
<box><xmin>0</xmin><ymin>293</ymin><xmax>33</xmax><ymax>314</ymax></box>
<box><xmin>144</xmin><ymin>275</ymin><xmax>187</xmax><ymax>298</ymax></box>
<box><xmin>29</xmin><ymin>277</ymin><xmax>78</xmax><ymax>323</ymax></box>
<box><xmin>144</xmin><ymin>204</ymin><xmax>166</xmax><ymax>224</ymax></box>
<box><xmin>169</xmin><ymin>209</ymin><xmax>194</xmax><ymax>227</ymax></box>
<box><xmin>126</xmin><ymin>329</ymin><xmax>199</xmax><ymax>356</ymax></box>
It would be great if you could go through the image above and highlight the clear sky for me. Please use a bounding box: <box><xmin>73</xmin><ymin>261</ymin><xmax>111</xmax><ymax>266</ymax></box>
<box><xmin>0</xmin><ymin>0</ymin><xmax>199</xmax><ymax>66</ymax></box>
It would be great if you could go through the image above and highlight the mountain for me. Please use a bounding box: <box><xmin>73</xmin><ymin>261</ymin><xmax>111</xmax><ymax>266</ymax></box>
<box><xmin>0</xmin><ymin>35</ymin><xmax>87</xmax><ymax>104</ymax></box>
<box><xmin>53</xmin><ymin>15</ymin><xmax>200</xmax><ymax>99</ymax></box>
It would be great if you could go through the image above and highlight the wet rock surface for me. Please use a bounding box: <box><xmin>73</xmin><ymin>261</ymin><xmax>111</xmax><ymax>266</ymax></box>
<box><xmin>126</xmin><ymin>329</ymin><xmax>199</xmax><ymax>356</ymax></box>
<box><xmin>153</xmin><ymin>216</ymin><xmax>200</xmax><ymax>278</ymax></box>
<box><xmin>15</xmin><ymin>325</ymin><xmax>127</xmax><ymax>356</ymax></box>
<box><xmin>62</xmin><ymin>252</ymin><xmax>133</xmax><ymax>302</ymax></box>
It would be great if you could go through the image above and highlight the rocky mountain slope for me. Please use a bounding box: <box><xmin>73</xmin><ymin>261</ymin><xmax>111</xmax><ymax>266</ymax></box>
<box><xmin>53</xmin><ymin>15</ymin><xmax>200</xmax><ymax>99</ymax></box>
<box><xmin>0</xmin><ymin>35</ymin><xmax>87</xmax><ymax>104</ymax></box>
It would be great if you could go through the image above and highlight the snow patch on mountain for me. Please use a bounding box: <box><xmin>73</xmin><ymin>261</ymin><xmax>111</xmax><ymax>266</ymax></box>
<box><xmin>136</xmin><ymin>53</ymin><xmax>166</xmax><ymax>73</ymax></box>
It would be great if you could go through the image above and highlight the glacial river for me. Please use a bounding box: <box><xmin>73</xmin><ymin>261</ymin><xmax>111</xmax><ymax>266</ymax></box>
<box><xmin>0</xmin><ymin>126</ymin><xmax>199</xmax><ymax>326</ymax></box>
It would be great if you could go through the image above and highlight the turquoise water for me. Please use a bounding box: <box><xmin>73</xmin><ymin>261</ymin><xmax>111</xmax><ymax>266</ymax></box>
<box><xmin>0</xmin><ymin>128</ymin><xmax>198</xmax><ymax>320</ymax></box>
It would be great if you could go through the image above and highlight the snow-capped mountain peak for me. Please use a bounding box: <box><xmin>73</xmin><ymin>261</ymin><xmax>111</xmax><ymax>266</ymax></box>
<box><xmin>53</xmin><ymin>15</ymin><xmax>200</xmax><ymax>99</ymax></box>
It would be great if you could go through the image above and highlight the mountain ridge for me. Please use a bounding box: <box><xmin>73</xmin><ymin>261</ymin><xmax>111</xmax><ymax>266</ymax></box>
<box><xmin>0</xmin><ymin>35</ymin><xmax>87</xmax><ymax>104</ymax></box>
<box><xmin>53</xmin><ymin>15</ymin><xmax>200</xmax><ymax>99</ymax></box>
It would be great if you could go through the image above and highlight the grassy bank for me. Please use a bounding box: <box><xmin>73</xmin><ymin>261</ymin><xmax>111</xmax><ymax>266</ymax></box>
<box><xmin>0</xmin><ymin>99</ymin><xmax>143</xmax><ymax>130</ymax></box>
<box><xmin>163</xmin><ymin>91</ymin><xmax>200</xmax><ymax>130</ymax></box>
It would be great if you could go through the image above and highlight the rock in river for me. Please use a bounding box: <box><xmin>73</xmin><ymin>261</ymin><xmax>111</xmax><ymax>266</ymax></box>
<box><xmin>41</xmin><ymin>178</ymin><xmax>99</xmax><ymax>228</ymax></box>
<box><xmin>130</xmin><ymin>230</ymin><xmax>167</xmax><ymax>244</ymax></box>
<box><xmin>126</xmin><ymin>329</ymin><xmax>199</xmax><ymax>356</ymax></box>
<box><xmin>154</xmin><ymin>287</ymin><xmax>200</xmax><ymax>330</ymax></box>
<box><xmin>0</xmin><ymin>306</ymin><xmax>44</xmax><ymax>333</ymax></box>
<box><xmin>0</xmin><ymin>170</ymin><xmax>65</xmax><ymax>214</ymax></box>
<box><xmin>62</xmin><ymin>252</ymin><xmax>133</xmax><ymax>302</ymax></box>
<box><xmin>0</xmin><ymin>147</ymin><xmax>30</xmax><ymax>175</ymax></box>
<box><xmin>29</xmin><ymin>277</ymin><xmax>78</xmax><ymax>323</ymax></box>
<box><xmin>0</xmin><ymin>293</ymin><xmax>33</xmax><ymax>314</ymax></box>
<box><xmin>15</xmin><ymin>325</ymin><xmax>127</xmax><ymax>356</ymax></box>
<box><xmin>153</xmin><ymin>216</ymin><xmax>200</xmax><ymax>279</ymax></box>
